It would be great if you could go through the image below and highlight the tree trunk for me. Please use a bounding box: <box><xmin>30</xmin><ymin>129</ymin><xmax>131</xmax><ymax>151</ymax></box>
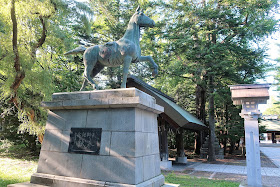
<box><xmin>194</xmin><ymin>83</ymin><xmax>206</xmax><ymax>154</ymax></box>
<box><xmin>194</xmin><ymin>131</ymin><xmax>201</xmax><ymax>155</ymax></box>
<box><xmin>176</xmin><ymin>128</ymin><xmax>185</xmax><ymax>157</ymax></box>
<box><xmin>208</xmin><ymin>75</ymin><xmax>216</xmax><ymax>162</ymax></box>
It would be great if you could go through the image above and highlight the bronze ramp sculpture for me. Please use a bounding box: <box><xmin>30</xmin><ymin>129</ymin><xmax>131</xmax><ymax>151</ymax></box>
<box><xmin>65</xmin><ymin>6</ymin><xmax>158</xmax><ymax>90</ymax></box>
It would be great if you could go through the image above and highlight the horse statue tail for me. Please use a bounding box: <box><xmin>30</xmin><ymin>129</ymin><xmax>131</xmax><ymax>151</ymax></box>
<box><xmin>64</xmin><ymin>45</ymin><xmax>87</xmax><ymax>55</ymax></box>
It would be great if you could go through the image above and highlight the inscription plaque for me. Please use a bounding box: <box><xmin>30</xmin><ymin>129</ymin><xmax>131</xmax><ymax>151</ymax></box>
<box><xmin>68</xmin><ymin>128</ymin><xmax>102</xmax><ymax>155</ymax></box>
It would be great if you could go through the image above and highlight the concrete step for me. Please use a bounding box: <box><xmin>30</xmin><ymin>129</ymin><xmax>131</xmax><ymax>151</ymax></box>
<box><xmin>8</xmin><ymin>182</ymin><xmax>48</xmax><ymax>187</ymax></box>
<box><xmin>9</xmin><ymin>182</ymin><xmax>179</xmax><ymax>187</ymax></box>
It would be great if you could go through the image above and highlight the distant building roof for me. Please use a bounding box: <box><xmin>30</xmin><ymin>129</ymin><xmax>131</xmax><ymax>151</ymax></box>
<box><xmin>260</xmin><ymin>119</ymin><xmax>280</xmax><ymax>132</ymax></box>
<box><xmin>127</xmin><ymin>75</ymin><xmax>207</xmax><ymax>131</ymax></box>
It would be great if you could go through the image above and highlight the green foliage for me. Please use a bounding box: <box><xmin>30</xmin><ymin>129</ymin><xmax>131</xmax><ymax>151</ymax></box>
<box><xmin>152</xmin><ymin>0</ymin><xmax>278</xmax><ymax>153</ymax></box>
<box><xmin>263</xmin><ymin>97</ymin><xmax>280</xmax><ymax>116</ymax></box>
<box><xmin>0</xmin><ymin>0</ymin><xmax>92</xmax><ymax>138</ymax></box>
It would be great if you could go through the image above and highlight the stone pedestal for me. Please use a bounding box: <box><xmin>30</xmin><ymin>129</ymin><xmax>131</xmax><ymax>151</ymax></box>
<box><xmin>160</xmin><ymin>160</ymin><xmax>172</xmax><ymax>170</ymax></box>
<box><xmin>11</xmin><ymin>88</ymin><xmax>166</xmax><ymax>187</ymax></box>
<box><xmin>241</xmin><ymin>111</ymin><xmax>262</xmax><ymax>187</ymax></box>
<box><xmin>175</xmin><ymin>157</ymin><xmax>187</xmax><ymax>164</ymax></box>
<box><xmin>230</xmin><ymin>84</ymin><xmax>270</xmax><ymax>187</ymax></box>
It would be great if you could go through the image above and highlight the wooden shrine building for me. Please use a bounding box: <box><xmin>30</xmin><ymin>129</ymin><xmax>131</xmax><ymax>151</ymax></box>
<box><xmin>260</xmin><ymin>115</ymin><xmax>280</xmax><ymax>143</ymax></box>
<box><xmin>127</xmin><ymin>76</ymin><xmax>207</xmax><ymax>168</ymax></box>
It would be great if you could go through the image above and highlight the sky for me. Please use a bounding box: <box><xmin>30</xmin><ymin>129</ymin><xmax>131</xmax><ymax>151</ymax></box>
<box><xmin>258</xmin><ymin>34</ymin><xmax>279</xmax><ymax>112</ymax></box>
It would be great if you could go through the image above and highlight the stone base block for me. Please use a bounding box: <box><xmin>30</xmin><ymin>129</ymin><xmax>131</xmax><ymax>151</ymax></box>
<box><xmin>8</xmin><ymin>182</ymin><xmax>48</xmax><ymax>187</ymax></box>
<box><xmin>28</xmin><ymin>173</ymin><xmax>165</xmax><ymax>187</ymax></box>
<box><xmin>175</xmin><ymin>157</ymin><xmax>187</xmax><ymax>164</ymax></box>
<box><xmin>8</xmin><ymin>89</ymin><xmax>165</xmax><ymax>187</ymax></box>
<box><xmin>160</xmin><ymin>161</ymin><xmax>172</xmax><ymax>170</ymax></box>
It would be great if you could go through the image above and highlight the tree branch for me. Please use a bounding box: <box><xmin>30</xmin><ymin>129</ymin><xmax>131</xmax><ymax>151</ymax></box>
<box><xmin>11</xmin><ymin>0</ymin><xmax>19</xmax><ymax>72</ymax></box>
<box><xmin>10</xmin><ymin>0</ymin><xmax>25</xmax><ymax>106</ymax></box>
<box><xmin>221</xmin><ymin>14</ymin><xmax>249</xmax><ymax>44</ymax></box>
<box><xmin>31</xmin><ymin>15</ymin><xmax>47</xmax><ymax>59</ymax></box>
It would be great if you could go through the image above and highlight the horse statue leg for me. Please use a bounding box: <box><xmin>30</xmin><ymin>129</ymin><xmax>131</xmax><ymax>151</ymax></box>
<box><xmin>80</xmin><ymin>78</ymin><xmax>88</xmax><ymax>91</ymax></box>
<box><xmin>121</xmin><ymin>56</ymin><xmax>133</xmax><ymax>88</ymax></box>
<box><xmin>80</xmin><ymin>62</ymin><xmax>104</xmax><ymax>91</ymax></box>
<box><xmin>80</xmin><ymin>47</ymin><xmax>104</xmax><ymax>90</ymax></box>
<box><xmin>138</xmin><ymin>56</ymin><xmax>158</xmax><ymax>76</ymax></box>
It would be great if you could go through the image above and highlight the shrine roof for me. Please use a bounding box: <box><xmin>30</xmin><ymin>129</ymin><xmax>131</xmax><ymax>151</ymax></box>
<box><xmin>127</xmin><ymin>76</ymin><xmax>207</xmax><ymax>131</ymax></box>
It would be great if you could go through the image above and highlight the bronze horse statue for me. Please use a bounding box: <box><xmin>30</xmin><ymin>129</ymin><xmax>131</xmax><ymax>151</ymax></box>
<box><xmin>65</xmin><ymin>7</ymin><xmax>158</xmax><ymax>90</ymax></box>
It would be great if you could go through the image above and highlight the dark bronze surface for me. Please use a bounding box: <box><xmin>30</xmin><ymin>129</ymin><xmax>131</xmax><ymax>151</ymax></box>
<box><xmin>68</xmin><ymin>128</ymin><xmax>102</xmax><ymax>155</ymax></box>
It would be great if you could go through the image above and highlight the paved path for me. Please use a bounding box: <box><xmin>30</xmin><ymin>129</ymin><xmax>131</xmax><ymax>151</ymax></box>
<box><xmin>186</xmin><ymin>163</ymin><xmax>280</xmax><ymax>177</ymax></box>
<box><xmin>163</xmin><ymin>144</ymin><xmax>280</xmax><ymax>186</ymax></box>
<box><xmin>260</xmin><ymin>146</ymin><xmax>280</xmax><ymax>168</ymax></box>
<box><xmin>164</xmin><ymin>144</ymin><xmax>280</xmax><ymax>178</ymax></box>
<box><xmin>186</xmin><ymin>146</ymin><xmax>280</xmax><ymax>177</ymax></box>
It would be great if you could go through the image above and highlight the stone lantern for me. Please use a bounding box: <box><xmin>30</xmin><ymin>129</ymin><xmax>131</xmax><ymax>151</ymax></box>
<box><xmin>229</xmin><ymin>84</ymin><xmax>270</xmax><ymax>187</ymax></box>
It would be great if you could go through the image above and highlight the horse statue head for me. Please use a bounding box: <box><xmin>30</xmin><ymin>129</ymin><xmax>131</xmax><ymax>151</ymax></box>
<box><xmin>131</xmin><ymin>6</ymin><xmax>155</xmax><ymax>28</ymax></box>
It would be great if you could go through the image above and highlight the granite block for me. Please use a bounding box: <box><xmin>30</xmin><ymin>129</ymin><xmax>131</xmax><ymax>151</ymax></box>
<box><xmin>142</xmin><ymin>111</ymin><xmax>157</xmax><ymax>133</ymax></box>
<box><xmin>60</xmin><ymin>130</ymin><xmax>70</xmax><ymax>153</ymax></box>
<box><xmin>154</xmin><ymin>155</ymin><xmax>161</xmax><ymax>176</ymax></box>
<box><xmin>110</xmin><ymin>108</ymin><xmax>135</xmax><ymax>131</ymax></box>
<box><xmin>31</xmin><ymin>173</ymin><xmax>54</xmax><ymax>186</ymax></box>
<box><xmin>136</xmin><ymin>175</ymin><xmax>165</xmax><ymax>187</ymax></box>
<box><xmin>64</xmin><ymin>110</ymin><xmax>87</xmax><ymax>130</ymax></box>
<box><xmin>80</xmin><ymin>155</ymin><xmax>111</xmax><ymax>182</ymax></box>
<box><xmin>41</xmin><ymin>130</ymin><xmax>62</xmax><ymax>152</ymax></box>
<box><xmin>41</xmin><ymin>101</ymin><xmax>63</xmax><ymax>109</ymax></box>
<box><xmin>140</xmin><ymin>132</ymin><xmax>156</xmax><ymax>156</ymax></box>
<box><xmin>63</xmin><ymin>99</ymin><xmax>109</xmax><ymax>109</ymax></box>
<box><xmin>109</xmin><ymin>156</ymin><xmax>138</xmax><ymax>184</ymax></box>
<box><xmin>89</xmin><ymin>88</ymin><xmax>148</xmax><ymax>99</ymax></box>
<box><xmin>135</xmin><ymin>133</ymin><xmax>145</xmax><ymax>157</ymax></box>
<box><xmin>135</xmin><ymin>157</ymin><xmax>144</xmax><ymax>184</ymax></box>
<box><xmin>143</xmin><ymin>155</ymin><xmax>156</xmax><ymax>181</ymax></box>
<box><xmin>86</xmin><ymin>109</ymin><xmax>111</xmax><ymax>129</ymax></box>
<box><xmin>99</xmin><ymin>131</ymin><xmax>111</xmax><ymax>156</ymax></box>
<box><xmin>52</xmin><ymin>177</ymin><xmax>105</xmax><ymax>187</ymax></box>
<box><xmin>8</xmin><ymin>182</ymin><xmax>49</xmax><ymax>187</ymax></box>
<box><xmin>31</xmin><ymin>173</ymin><xmax>106</xmax><ymax>187</ymax></box>
<box><xmin>149</xmin><ymin>133</ymin><xmax>160</xmax><ymax>155</ymax></box>
<box><xmin>110</xmin><ymin>132</ymin><xmax>136</xmax><ymax>157</ymax></box>
<box><xmin>52</xmin><ymin>91</ymin><xmax>90</xmax><ymax>101</ymax></box>
<box><xmin>37</xmin><ymin>151</ymin><xmax>82</xmax><ymax>177</ymax></box>
<box><xmin>135</xmin><ymin>109</ymin><xmax>143</xmax><ymax>132</ymax></box>
<box><xmin>81</xmin><ymin>155</ymin><xmax>138</xmax><ymax>184</ymax></box>
<box><xmin>45</xmin><ymin>110</ymin><xmax>66</xmax><ymax>130</ymax></box>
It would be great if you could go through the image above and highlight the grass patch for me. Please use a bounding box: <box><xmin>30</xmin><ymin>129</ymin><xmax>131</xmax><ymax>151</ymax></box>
<box><xmin>164</xmin><ymin>173</ymin><xmax>239</xmax><ymax>187</ymax></box>
<box><xmin>0</xmin><ymin>140</ymin><xmax>38</xmax><ymax>186</ymax></box>
<box><xmin>0</xmin><ymin>157</ymin><xmax>37</xmax><ymax>187</ymax></box>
